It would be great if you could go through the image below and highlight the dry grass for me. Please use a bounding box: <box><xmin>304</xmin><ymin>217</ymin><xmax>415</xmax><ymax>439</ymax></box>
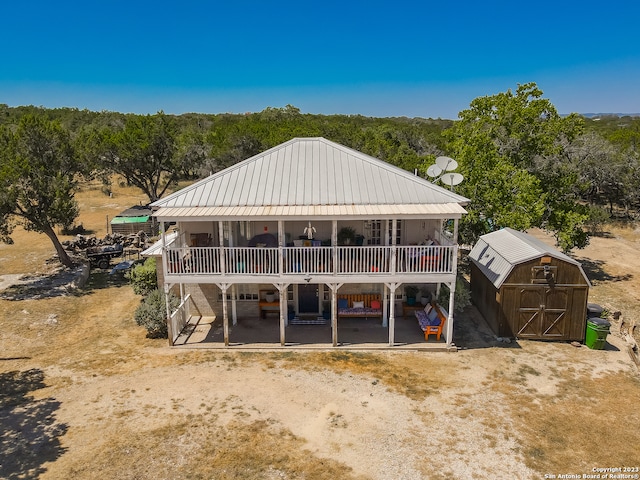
<box><xmin>491</xmin><ymin>366</ymin><xmax>640</xmax><ymax>472</ymax></box>
<box><xmin>62</xmin><ymin>417</ymin><xmax>366</xmax><ymax>480</ymax></box>
<box><xmin>260</xmin><ymin>351</ymin><xmax>460</xmax><ymax>401</ymax></box>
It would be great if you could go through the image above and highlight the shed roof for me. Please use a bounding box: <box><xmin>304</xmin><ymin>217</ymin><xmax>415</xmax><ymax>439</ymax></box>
<box><xmin>468</xmin><ymin>228</ymin><xmax>590</xmax><ymax>288</ymax></box>
<box><xmin>151</xmin><ymin>137</ymin><xmax>469</xmax><ymax>220</ymax></box>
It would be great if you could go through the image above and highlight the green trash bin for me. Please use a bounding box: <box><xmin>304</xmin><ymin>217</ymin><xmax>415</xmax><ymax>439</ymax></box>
<box><xmin>585</xmin><ymin>317</ymin><xmax>611</xmax><ymax>350</ymax></box>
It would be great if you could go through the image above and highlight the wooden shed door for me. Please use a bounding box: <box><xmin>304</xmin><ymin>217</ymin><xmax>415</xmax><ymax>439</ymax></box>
<box><xmin>515</xmin><ymin>287</ymin><xmax>569</xmax><ymax>339</ymax></box>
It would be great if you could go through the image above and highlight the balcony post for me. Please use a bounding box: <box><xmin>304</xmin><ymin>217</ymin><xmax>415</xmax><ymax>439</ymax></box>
<box><xmin>278</xmin><ymin>220</ymin><xmax>284</xmax><ymax>276</ymax></box>
<box><xmin>390</xmin><ymin>219</ymin><xmax>397</xmax><ymax>276</ymax></box>
<box><xmin>331</xmin><ymin>220</ymin><xmax>338</xmax><ymax>276</ymax></box>
<box><xmin>218</xmin><ymin>221</ymin><xmax>226</xmax><ymax>275</ymax></box>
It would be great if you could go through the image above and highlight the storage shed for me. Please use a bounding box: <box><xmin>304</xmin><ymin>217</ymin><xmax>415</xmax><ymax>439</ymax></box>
<box><xmin>469</xmin><ymin>228</ymin><xmax>590</xmax><ymax>341</ymax></box>
<box><xmin>110</xmin><ymin>205</ymin><xmax>159</xmax><ymax>236</ymax></box>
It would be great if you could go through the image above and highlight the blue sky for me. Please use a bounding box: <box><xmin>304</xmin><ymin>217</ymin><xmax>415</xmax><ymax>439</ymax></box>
<box><xmin>2</xmin><ymin>0</ymin><xmax>639</xmax><ymax>119</ymax></box>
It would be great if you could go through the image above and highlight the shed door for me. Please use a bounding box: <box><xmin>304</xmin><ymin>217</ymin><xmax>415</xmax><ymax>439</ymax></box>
<box><xmin>515</xmin><ymin>287</ymin><xmax>569</xmax><ymax>339</ymax></box>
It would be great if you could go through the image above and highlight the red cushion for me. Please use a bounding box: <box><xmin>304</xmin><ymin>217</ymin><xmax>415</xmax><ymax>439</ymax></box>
<box><xmin>371</xmin><ymin>300</ymin><xmax>381</xmax><ymax>310</ymax></box>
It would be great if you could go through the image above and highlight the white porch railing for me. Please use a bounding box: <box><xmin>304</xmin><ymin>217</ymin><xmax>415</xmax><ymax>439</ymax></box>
<box><xmin>164</xmin><ymin>245</ymin><xmax>455</xmax><ymax>276</ymax></box>
<box><xmin>169</xmin><ymin>293</ymin><xmax>191</xmax><ymax>344</ymax></box>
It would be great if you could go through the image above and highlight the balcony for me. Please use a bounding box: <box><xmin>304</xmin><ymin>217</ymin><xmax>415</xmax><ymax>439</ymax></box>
<box><xmin>165</xmin><ymin>244</ymin><xmax>456</xmax><ymax>279</ymax></box>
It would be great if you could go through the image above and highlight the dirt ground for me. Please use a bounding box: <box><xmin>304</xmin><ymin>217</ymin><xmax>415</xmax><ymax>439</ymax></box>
<box><xmin>1</xmin><ymin>183</ymin><xmax>639</xmax><ymax>479</ymax></box>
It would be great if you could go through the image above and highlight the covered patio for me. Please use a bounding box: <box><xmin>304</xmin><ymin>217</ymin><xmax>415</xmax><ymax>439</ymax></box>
<box><xmin>172</xmin><ymin>312</ymin><xmax>452</xmax><ymax>351</ymax></box>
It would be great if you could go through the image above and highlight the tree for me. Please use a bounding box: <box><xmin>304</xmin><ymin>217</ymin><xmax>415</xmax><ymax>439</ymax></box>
<box><xmin>444</xmin><ymin>82</ymin><xmax>588</xmax><ymax>251</ymax></box>
<box><xmin>0</xmin><ymin>115</ymin><xmax>82</xmax><ymax>268</ymax></box>
<box><xmin>87</xmin><ymin>112</ymin><xmax>202</xmax><ymax>203</ymax></box>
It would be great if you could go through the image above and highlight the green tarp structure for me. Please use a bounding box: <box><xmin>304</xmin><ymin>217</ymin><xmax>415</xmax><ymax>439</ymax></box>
<box><xmin>110</xmin><ymin>216</ymin><xmax>150</xmax><ymax>224</ymax></box>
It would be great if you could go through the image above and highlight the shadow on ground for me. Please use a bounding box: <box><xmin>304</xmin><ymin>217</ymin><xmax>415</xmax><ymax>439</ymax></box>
<box><xmin>0</xmin><ymin>265</ymin><xmax>130</xmax><ymax>300</ymax></box>
<box><xmin>0</xmin><ymin>368</ymin><xmax>68</xmax><ymax>479</ymax></box>
<box><xmin>574</xmin><ymin>257</ymin><xmax>633</xmax><ymax>283</ymax></box>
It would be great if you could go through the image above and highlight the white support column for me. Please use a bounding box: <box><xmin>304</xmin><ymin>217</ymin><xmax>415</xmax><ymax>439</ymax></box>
<box><xmin>164</xmin><ymin>282</ymin><xmax>174</xmax><ymax>346</ymax></box>
<box><xmin>161</xmin><ymin>222</ymin><xmax>173</xmax><ymax>346</ymax></box>
<box><xmin>231</xmin><ymin>284</ymin><xmax>237</xmax><ymax>326</ymax></box>
<box><xmin>446</xmin><ymin>280</ymin><xmax>455</xmax><ymax>347</ymax></box>
<box><xmin>327</xmin><ymin>282</ymin><xmax>343</xmax><ymax>347</ymax></box>
<box><xmin>453</xmin><ymin>218</ymin><xmax>460</xmax><ymax>245</ymax></box>
<box><xmin>276</xmin><ymin>283</ymin><xmax>289</xmax><ymax>346</ymax></box>
<box><xmin>386</xmin><ymin>282</ymin><xmax>399</xmax><ymax>346</ymax></box>
<box><xmin>217</xmin><ymin>283</ymin><xmax>230</xmax><ymax>346</ymax></box>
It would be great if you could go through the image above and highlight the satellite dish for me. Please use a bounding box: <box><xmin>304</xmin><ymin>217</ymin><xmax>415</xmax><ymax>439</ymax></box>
<box><xmin>440</xmin><ymin>172</ymin><xmax>464</xmax><ymax>186</ymax></box>
<box><xmin>435</xmin><ymin>156</ymin><xmax>458</xmax><ymax>171</ymax></box>
<box><xmin>426</xmin><ymin>164</ymin><xmax>442</xmax><ymax>178</ymax></box>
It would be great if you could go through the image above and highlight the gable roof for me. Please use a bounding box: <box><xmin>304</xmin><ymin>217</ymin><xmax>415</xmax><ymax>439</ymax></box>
<box><xmin>151</xmin><ymin>137</ymin><xmax>469</xmax><ymax>220</ymax></box>
<box><xmin>468</xmin><ymin>228</ymin><xmax>590</xmax><ymax>288</ymax></box>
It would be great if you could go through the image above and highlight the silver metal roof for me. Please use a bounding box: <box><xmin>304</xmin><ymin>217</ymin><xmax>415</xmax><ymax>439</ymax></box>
<box><xmin>468</xmin><ymin>228</ymin><xmax>590</xmax><ymax>288</ymax></box>
<box><xmin>151</xmin><ymin>137</ymin><xmax>469</xmax><ymax>219</ymax></box>
<box><xmin>141</xmin><ymin>231</ymin><xmax>178</xmax><ymax>257</ymax></box>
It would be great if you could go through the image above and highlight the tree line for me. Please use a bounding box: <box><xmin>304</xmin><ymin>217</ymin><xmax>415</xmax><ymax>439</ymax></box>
<box><xmin>1</xmin><ymin>82</ymin><xmax>639</xmax><ymax>267</ymax></box>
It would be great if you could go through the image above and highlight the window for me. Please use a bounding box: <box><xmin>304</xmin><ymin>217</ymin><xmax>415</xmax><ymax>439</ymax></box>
<box><xmin>217</xmin><ymin>285</ymin><xmax>259</xmax><ymax>301</ymax></box>
<box><xmin>222</xmin><ymin>221</ymin><xmax>253</xmax><ymax>246</ymax></box>
<box><xmin>367</xmin><ymin>219</ymin><xmax>402</xmax><ymax>245</ymax></box>
<box><xmin>369</xmin><ymin>220</ymin><xmax>383</xmax><ymax>245</ymax></box>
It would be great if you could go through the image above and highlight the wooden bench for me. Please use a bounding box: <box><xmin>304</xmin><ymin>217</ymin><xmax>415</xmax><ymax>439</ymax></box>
<box><xmin>415</xmin><ymin>303</ymin><xmax>447</xmax><ymax>341</ymax></box>
<box><xmin>337</xmin><ymin>294</ymin><xmax>383</xmax><ymax>319</ymax></box>
<box><xmin>259</xmin><ymin>290</ymin><xmax>280</xmax><ymax>318</ymax></box>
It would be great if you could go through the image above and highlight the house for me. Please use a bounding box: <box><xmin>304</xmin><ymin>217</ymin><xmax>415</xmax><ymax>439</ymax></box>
<box><xmin>148</xmin><ymin>137</ymin><xmax>470</xmax><ymax>347</ymax></box>
<box><xmin>468</xmin><ymin>228</ymin><xmax>590</xmax><ymax>341</ymax></box>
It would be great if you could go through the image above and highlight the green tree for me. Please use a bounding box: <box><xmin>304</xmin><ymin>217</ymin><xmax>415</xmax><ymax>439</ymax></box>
<box><xmin>0</xmin><ymin>115</ymin><xmax>82</xmax><ymax>268</ymax></box>
<box><xmin>87</xmin><ymin>112</ymin><xmax>202</xmax><ymax>203</ymax></box>
<box><xmin>444</xmin><ymin>82</ymin><xmax>587</xmax><ymax>251</ymax></box>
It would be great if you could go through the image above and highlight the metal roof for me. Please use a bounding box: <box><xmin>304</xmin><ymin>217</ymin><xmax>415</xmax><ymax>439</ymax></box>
<box><xmin>141</xmin><ymin>231</ymin><xmax>179</xmax><ymax>257</ymax></box>
<box><xmin>151</xmin><ymin>137</ymin><xmax>469</xmax><ymax>219</ymax></box>
<box><xmin>468</xmin><ymin>228</ymin><xmax>590</xmax><ymax>288</ymax></box>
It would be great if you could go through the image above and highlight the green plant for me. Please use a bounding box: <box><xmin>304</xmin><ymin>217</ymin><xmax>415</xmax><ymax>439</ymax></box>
<box><xmin>337</xmin><ymin>226</ymin><xmax>356</xmax><ymax>245</ymax></box>
<box><xmin>134</xmin><ymin>289</ymin><xmax>178</xmax><ymax>338</ymax></box>
<box><xmin>437</xmin><ymin>277</ymin><xmax>471</xmax><ymax>312</ymax></box>
<box><xmin>404</xmin><ymin>285</ymin><xmax>419</xmax><ymax>299</ymax></box>
<box><xmin>127</xmin><ymin>257</ymin><xmax>158</xmax><ymax>296</ymax></box>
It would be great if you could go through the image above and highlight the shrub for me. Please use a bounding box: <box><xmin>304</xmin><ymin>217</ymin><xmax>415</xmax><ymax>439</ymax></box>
<box><xmin>128</xmin><ymin>257</ymin><xmax>158</xmax><ymax>296</ymax></box>
<box><xmin>134</xmin><ymin>289</ymin><xmax>178</xmax><ymax>338</ymax></box>
<box><xmin>437</xmin><ymin>277</ymin><xmax>471</xmax><ymax>312</ymax></box>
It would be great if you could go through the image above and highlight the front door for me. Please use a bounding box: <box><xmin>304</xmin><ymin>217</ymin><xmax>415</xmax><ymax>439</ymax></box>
<box><xmin>298</xmin><ymin>284</ymin><xmax>319</xmax><ymax>314</ymax></box>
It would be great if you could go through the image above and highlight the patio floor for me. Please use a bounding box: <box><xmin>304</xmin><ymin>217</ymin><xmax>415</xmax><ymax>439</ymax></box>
<box><xmin>171</xmin><ymin>310</ymin><xmax>479</xmax><ymax>351</ymax></box>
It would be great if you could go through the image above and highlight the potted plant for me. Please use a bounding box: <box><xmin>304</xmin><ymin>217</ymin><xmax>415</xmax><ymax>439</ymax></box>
<box><xmin>405</xmin><ymin>285</ymin><xmax>419</xmax><ymax>306</ymax></box>
<box><xmin>337</xmin><ymin>226</ymin><xmax>357</xmax><ymax>245</ymax></box>
<box><xmin>420</xmin><ymin>288</ymin><xmax>431</xmax><ymax>306</ymax></box>
<box><xmin>265</xmin><ymin>291</ymin><xmax>276</xmax><ymax>303</ymax></box>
